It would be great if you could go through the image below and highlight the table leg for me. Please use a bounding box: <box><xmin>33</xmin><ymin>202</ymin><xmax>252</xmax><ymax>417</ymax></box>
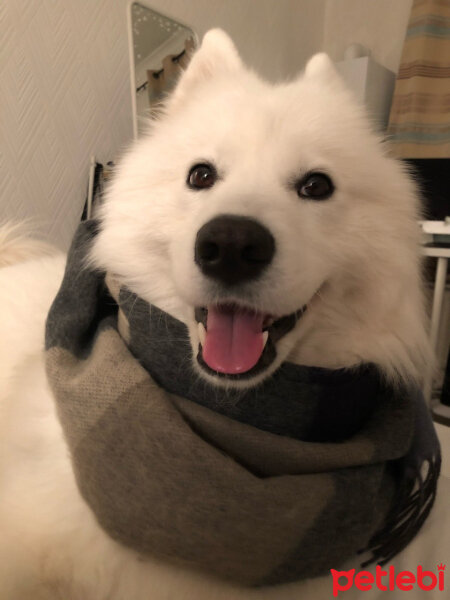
<box><xmin>424</xmin><ymin>257</ymin><xmax>449</xmax><ymax>405</ymax></box>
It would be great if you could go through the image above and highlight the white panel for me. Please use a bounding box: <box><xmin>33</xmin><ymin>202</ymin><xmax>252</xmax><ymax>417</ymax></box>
<box><xmin>336</xmin><ymin>57</ymin><xmax>396</xmax><ymax>130</ymax></box>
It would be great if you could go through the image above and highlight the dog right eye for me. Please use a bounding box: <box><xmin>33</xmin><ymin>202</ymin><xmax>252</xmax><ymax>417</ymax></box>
<box><xmin>295</xmin><ymin>172</ymin><xmax>334</xmax><ymax>200</ymax></box>
<box><xmin>187</xmin><ymin>164</ymin><xmax>217</xmax><ymax>190</ymax></box>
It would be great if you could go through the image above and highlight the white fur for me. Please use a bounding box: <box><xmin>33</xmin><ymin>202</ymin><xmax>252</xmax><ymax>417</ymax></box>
<box><xmin>0</xmin><ymin>29</ymin><xmax>437</xmax><ymax>599</ymax></box>
<box><xmin>92</xmin><ymin>33</ymin><xmax>429</xmax><ymax>386</ymax></box>
<box><xmin>0</xmin><ymin>222</ymin><xmax>55</xmax><ymax>268</ymax></box>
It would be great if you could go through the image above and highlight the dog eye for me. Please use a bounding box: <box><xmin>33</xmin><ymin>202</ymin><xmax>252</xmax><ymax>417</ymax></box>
<box><xmin>296</xmin><ymin>172</ymin><xmax>334</xmax><ymax>200</ymax></box>
<box><xmin>187</xmin><ymin>163</ymin><xmax>217</xmax><ymax>190</ymax></box>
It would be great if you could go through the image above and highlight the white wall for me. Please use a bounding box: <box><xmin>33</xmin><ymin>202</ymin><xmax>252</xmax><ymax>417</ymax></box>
<box><xmin>323</xmin><ymin>0</ymin><xmax>413</xmax><ymax>73</ymax></box>
<box><xmin>0</xmin><ymin>0</ymin><xmax>133</xmax><ymax>249</ymax></box>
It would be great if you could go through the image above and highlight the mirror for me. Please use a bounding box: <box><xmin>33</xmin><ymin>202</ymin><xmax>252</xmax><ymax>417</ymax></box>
<box><xmin>128</xmin><ymin>2</ymin><xmax>198</xmax><ymax>138</ymax></box>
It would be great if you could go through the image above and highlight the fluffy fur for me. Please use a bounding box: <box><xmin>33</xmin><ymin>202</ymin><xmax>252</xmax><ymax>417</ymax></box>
<box><xmin>91</xmin><ymin>32</ymin><xmax>430</xmax><ymax>386</ymax></box>
<box><xmin>0</xmin><ymin>29</ymin><xmax>436</xmax><ymax>599</ymax></box>
<box><xmin>0</xmin><ymin>222</ymin><xmax>55</xmax><ymax>268</ymax></box>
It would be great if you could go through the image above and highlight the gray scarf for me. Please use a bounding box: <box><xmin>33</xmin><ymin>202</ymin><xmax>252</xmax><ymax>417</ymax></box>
<box><xmin>45</xmin><ymin>220</ymin><xmax>441</xmax><ymax>586</ymax></box>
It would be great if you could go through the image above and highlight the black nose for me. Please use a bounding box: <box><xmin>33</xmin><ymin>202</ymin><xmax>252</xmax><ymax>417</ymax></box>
<box><xmin>195</xmin><ymin>215</ymin><xmax>275</xmax><ymax>285</ymax></box>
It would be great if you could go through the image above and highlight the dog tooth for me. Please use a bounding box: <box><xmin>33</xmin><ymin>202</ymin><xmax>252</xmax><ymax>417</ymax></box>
<box><xmin>198</xmin><ymin>322</ymin><xmax>206</xmax><ymax>346</ymax></box>
<box><xmin>262</xmin><ymin>331</ymin><xmax>269</xmax><ymax>347</ymax></box>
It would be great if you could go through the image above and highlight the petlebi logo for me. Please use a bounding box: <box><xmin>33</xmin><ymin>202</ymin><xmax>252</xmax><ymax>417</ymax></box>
<box><xmin>330</xmin><ymin>564</ymin><xmax>446</xmax><ymax>596</ymax></box>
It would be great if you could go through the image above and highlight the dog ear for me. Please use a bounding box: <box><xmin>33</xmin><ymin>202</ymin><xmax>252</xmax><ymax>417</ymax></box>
<box><xmin>167</xmin><ymin>29</ymin><xmax>243</xmax><ymax>110</ymax></box>
<box><xmin>303</xmin><ymin>53</ymin><xmax>345</xmax><ymax>88</ymax></box>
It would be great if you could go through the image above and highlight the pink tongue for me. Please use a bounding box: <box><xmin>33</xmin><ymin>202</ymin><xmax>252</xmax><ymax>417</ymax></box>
<box><xmin>203</xmin><ymin>306</ymin><xmax>265</xmax><ymax>374</ymax></box>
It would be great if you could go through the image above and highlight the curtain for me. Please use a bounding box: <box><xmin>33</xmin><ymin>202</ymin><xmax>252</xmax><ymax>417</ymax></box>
<box><xmin>387</xmin><ymin>0</ymin><xmax>450</xmax><ymax>158</ymax></box>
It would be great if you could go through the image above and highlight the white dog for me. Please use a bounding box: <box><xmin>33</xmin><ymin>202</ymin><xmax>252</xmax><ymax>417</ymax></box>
<box><xmin>0</xmin><ymin>30</ymin><xmax>447</xmax><ymax>600</ymax></box>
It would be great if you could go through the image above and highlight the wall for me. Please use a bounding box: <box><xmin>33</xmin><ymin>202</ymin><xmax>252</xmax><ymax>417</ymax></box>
<box><xmin>0</xmin><ymin>0</ymin><xmax>133</xmax><ymax>249</ymax></box>
<box><xmin>323</xmin><ymin>0</ymin><xmax>413</xmax><ymax>73</ymax></box>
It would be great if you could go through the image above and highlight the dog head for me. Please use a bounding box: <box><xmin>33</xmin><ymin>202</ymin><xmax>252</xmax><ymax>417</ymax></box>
<box><xmin>92</xmin><ymin>29</ymin><xmax>429</xmax><ymax>389</ymax></box>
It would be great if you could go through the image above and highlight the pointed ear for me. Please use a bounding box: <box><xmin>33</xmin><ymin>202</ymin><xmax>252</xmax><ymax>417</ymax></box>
<box><xmin>167</xmin><ymin>29</ymin><xmax>243</xmax><ymax>110</ymax></box>
<box><xmin>303</xmin><ymin>53</ymin><xmax>345</xmax><ymax>88</ymax></box>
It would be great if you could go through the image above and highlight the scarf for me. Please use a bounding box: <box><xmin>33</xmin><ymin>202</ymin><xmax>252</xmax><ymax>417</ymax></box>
<box><xmin>45</xmin><ymin>220</ymin><xmax>441</xmax><ymax>586</ymax></box>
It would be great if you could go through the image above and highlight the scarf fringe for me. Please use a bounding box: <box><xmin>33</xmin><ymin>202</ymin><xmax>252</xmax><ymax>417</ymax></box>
<box><xmin>360</xmin><ymin>454</ymin><xmax>441</xmax><ymax>567</ymax></box>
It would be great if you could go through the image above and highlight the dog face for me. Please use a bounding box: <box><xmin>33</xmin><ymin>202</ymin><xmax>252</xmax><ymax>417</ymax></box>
<box><xmin>92</xmin><ymin>30</ymin><xmax>427</xmax><ymax>388</ymax></box>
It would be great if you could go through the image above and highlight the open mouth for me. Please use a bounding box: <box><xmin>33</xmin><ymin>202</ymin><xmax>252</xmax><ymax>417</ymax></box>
<box><xmin>194</xmin><ymin>303</ymin><xmax>306</xmax><ymax>380</ymax></box>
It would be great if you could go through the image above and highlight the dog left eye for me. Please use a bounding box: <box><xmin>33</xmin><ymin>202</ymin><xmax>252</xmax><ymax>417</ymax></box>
<box><xmin>187</xmin><ymin>163</ymin><xmax>217</xmax><ymax>190</ymax></box>
<box><xmin>296</xmin><ymin>173</ymin><xmax>334</xmax><ymax>200</ymax></box>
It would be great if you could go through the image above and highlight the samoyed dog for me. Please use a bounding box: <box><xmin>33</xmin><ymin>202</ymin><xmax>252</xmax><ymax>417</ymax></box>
<box><xmin>0</xmin><ymin>29</ymin><xmax>445</xmax><ymax>600</ymax></box>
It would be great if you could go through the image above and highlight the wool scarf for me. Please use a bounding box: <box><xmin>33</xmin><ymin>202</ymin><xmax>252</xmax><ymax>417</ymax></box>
<box><xmin>45</xmin><ymin>221</ymin><xmax>441</xmax><ymax>586</ymax></box>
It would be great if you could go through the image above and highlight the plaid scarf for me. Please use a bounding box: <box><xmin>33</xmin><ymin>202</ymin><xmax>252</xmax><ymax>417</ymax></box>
<box><xmin>45</xmin><ymin>220</ymin><xmax>441</xmax><ymax>586</ymax></box>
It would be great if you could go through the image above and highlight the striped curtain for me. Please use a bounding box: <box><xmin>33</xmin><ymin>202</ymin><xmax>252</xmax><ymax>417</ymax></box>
<box><xmin>387</xmin><ymin>0</ymin><xmax>450</xmax><ymax>158</ymax></box>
